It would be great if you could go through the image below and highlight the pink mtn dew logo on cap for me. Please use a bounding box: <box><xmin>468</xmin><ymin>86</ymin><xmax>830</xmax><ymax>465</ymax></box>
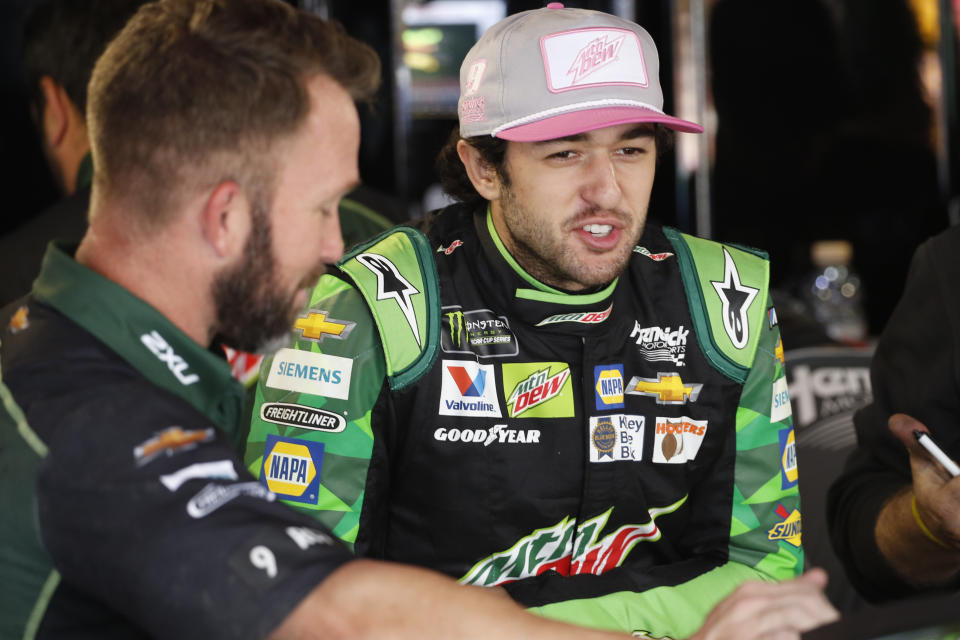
<box><xmin>541</xmin><ymin>27</ymin><xmax>648</xmax><ymax>92</ymax></box>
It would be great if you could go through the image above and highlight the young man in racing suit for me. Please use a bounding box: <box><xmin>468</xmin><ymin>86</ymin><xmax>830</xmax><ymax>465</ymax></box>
<box><xmin>245</xmin><ymin>5</ymin><xmax>812</xmax><ymax>639</ymax></box>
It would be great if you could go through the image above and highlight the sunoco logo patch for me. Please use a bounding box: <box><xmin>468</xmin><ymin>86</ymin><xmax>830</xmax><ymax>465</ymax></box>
<box><xmin>260</xmin><ymin>403</ymin><xmax>346</xmax><ymax>433</ymax></box>
<box><xmin>769</xmin><ymin>504</ymin><xmax>802</xmax><ymax>547</ymax></box>
<box><xmin>259</xmin><ymin>435</ymin><xmax>324</xmax><ymax>505</ymax></box>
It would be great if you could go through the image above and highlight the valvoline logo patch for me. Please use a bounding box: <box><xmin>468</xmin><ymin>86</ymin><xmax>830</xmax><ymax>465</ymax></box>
<box><xmin>779</xmin><ymin>428</ymin><xmax>798</xmax><ymax>490</ymax></box>
<box><xmin>260</xmin><ymin>434</ymin><xmax>324</xmax><ymax>505</ymax></box>
<box><xmin>448</xmin><ymin>364</ymin><xmax>487</xmax><ymax>397</ymax></box>
<box><xmin>594</xmin><ymin>365</ymin><xmax>625</xmax><ymax>410</ymax></box>
<box><xmin>439</xmin><ymin>360</ymin><xmax>502</xmax><ymax>418</ymax></box>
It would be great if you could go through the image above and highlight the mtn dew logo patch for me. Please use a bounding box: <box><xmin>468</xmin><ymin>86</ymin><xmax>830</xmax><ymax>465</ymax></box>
<box><xmin>459</xmin><ymin>499</ymin><xmax>684</xmax><ymax>587</ymax></box>
<box><xmin>502</xmin><ymin>362</ymin><xmax>573</xmax><ymax>418</ymax></box>
<box><xmin>259</xmin><ymin>434</ymin><xmax>324</xmax><ymax>505</ymax></box>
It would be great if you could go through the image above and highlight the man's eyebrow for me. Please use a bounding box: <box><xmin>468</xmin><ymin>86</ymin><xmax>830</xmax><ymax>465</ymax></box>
<box><xmin>533</xmin><ymin>133</ymin><xmax>588</xmax><ymax>146</ymax></box>
<box><xmin>619</xmin><ymin>125</ymin><xmax>656</xmax><ymax>140</ymax></box>
<box><xmin>533</xmin><ymin>125</ymin><xmax>656</xmax><ymax>147</ymax></box>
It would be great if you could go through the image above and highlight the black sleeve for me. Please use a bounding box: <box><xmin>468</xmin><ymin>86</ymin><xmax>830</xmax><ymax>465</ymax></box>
<box><xmin>36</xmin><ymin>383</ymin><xmax>353</xmax><ymax>640</ymax></box>
<box><xmin>827</xmin><ymin>227</ymin><xmax>960</xmax><ymax>602</ymax></box>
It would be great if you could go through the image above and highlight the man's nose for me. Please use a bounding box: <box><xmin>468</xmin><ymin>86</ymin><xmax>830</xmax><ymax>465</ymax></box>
<box><xmin>580</xmin><ymin>155</ymin><xmax>622</xmax><ymax>210</ymax></box>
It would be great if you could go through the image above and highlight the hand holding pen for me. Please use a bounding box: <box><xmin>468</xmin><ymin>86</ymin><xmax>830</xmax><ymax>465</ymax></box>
<box><xmin>888</xmin><ymin>413</ymin><xmax>960</xmax><ymax>551</ymax></box>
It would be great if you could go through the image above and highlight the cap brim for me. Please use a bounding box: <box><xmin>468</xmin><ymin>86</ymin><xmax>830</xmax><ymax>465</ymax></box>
<box><xmin>496</xmin><ymin>106</ymin><xmax>703</xmax><ymax>141</ymax></box>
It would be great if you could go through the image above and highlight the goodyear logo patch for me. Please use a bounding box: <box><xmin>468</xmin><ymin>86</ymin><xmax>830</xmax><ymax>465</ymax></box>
<box><xmin>769</xmin><ymin>504</ymin><xmax>802</xmax><ymax>547</ymax></box>
<box><xmin>260</xmin><ymin>435</ymin><xmax>324</xmax><ymax>505</ymax></box>
<box><xmin>594</xmin><ymin>365</ymin><xmax>624</xmax><ymax>410</ymax></box>
<box><xmin>779</xmin><ymin>428</ymin><xmax>798</xmax><ymax>489</ymax></box>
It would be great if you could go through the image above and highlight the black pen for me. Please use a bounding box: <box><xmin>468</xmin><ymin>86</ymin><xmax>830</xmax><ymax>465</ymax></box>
<box><xmin>913</xmin><ymin>430</ymin><xmax>960</xmax><ymax>478</ymax></box>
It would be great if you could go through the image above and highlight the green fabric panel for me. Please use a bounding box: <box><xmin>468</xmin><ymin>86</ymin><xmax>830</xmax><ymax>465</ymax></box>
<box><xmin>680</xmin><ymin>234</ymin><xmax>767</xmax><ymax>369</ymax></box>
<box><xmin>338</xmin><ymin>227</ymin><xmax>440</xmax><ymax>390</ymax></box>
<box><xmin>532</xmin><ymin>562</ymin><xmax>767</xmax><ymax>638</ymax></box>
<box><xmin>244</xmin><ymin>278</ymin><xmax>387</xmax><ymax>552</ymax></box>
<box><xmin>742</xmin><ymin>470</ymin><xmax>790</xmax><ymax>505</ymax></box>
<box><xmin>727</xmin><ymin>307</ymin><xmax>803</xmax><ymax>580</ymax></box>
<box><xmin>663</xmin><ymin>228</ymin><xmax>747</xmax><ymax>383</ymax></box>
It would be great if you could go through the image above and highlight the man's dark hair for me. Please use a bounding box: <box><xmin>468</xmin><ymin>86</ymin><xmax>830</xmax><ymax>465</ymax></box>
<box><xmin>436</xmin><ymin>125</ymin><xmax>675</xmax><ymax>205</ymax></box>
<box><xmin>87</xmin><ymin>0</ymin><xmax>381</xmax><ymax>227</ymax></box>
<box><xmin>21</xmin><ymin>0</ymin><xmax>148</xmax><ymax>120</ymax></box>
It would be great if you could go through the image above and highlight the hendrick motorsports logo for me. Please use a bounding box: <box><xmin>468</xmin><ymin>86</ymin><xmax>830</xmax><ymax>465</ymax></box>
<box><xmin>630</xmin><ymin>323</ymin><xmax>689</xmax><ymax>367</ymax></box>
<box><xmin>434</xmin><ymin>424</ymin><xmax>540</xmax><ymax>446</ymax></box>
<box><xmin>441</xmin><ymin>306</ymin><xmax>518</xmax><ymax>357</ymax></box>
<box><xmin>459</xmin><ymin>498</ymin><xmax>686</xmax><ymax>587</ymax></box>
<box><xmin>260</xmin><ymin>402</ymin><xmax>346</xmax><ymax>433</ymax></box>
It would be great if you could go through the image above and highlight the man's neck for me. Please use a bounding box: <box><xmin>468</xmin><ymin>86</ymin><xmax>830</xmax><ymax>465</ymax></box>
<box><xmin>76</xmin><ymin>210</ymin><xmax>215</xmax><ymax>348</ymax></box>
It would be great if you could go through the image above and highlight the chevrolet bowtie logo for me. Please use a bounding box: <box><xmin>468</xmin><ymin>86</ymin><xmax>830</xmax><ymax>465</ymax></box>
<box><xmin>294</xmin><ymin>311</ymin><xmax>355</xmax><ymax>343</ymax></box>
<box><xmin>626</xmin><ymin>373</ymin><xmax>703</xmax><ymax>405</ymax></box>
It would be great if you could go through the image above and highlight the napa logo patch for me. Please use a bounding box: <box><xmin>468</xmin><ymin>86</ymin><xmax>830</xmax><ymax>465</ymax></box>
<box><xmin>502</xmin><ymin>362</ymin><xmax>574</xmax><ymax>419</ymax></box>
<box><xmin>260</xmin><ymin>435</ymin><xmax>324</xmax><ymax>505</ymax></box>
<box><xmin>594</xmin><ymin>365</ymin><xmax>625</xmax><ymax>410</ymax></box>
<box><xmin>769</xmin><ymin>503</ymin><xmax>802</xmax><ymax>547</ymax></box>
<box><xmin>779</xmin><ymin>428</ymin><xmax>798</xmax><ymax>489</ymax></box>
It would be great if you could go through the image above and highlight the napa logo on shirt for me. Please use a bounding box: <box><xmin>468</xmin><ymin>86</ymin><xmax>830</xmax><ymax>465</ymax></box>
<box><xmin>779</xmin><ymin>427</ymin><xmax>798</xmax><ymax>489</ymax></box>
<box><xmin>439</xmin><ymin>360</ymin><xmax>502</xmax><ymax>417</ymax></box>
<box><xmin>260</xmin><ymin>434</ymin><xmax>324</xmax><ymax>505</ymax></box>
<box><xmin>594</xmin><ymin>365</ymin><xmax>625</xmax><ymax>410</ymax></box>
<box><xmin>265</xmin><ymin>348</ymin><xmax>352</xmax><ymax>400</ymax></box>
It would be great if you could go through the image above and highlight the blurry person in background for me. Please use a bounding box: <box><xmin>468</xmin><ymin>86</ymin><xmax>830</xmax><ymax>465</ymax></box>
<box><xmin>0</xmin><ymin>0</ymin><xmax>146</xmax><ymax>307</ymax></box>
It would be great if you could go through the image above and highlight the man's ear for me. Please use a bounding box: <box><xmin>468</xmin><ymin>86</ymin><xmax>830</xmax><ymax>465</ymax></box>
<box><xmin>38</xmin><ymin>76</ymin><xmax>70</xmax><ymax>148</ymax></box>
<box><xmin>456</xmin><ymin>139</ymin><xmax>503</xmax><ymax>201</ymax></box>
<box><xmin>200</xmin><ymin>180</ymin><xmax>251</xmax><ymax>259</ymax></box>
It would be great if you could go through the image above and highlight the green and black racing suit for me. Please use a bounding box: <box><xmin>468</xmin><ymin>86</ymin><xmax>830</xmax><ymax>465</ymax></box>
<box><xmin>244</xmin><ymin>203</ymin><xmax>802</xmax><ymax>638</ymax></box>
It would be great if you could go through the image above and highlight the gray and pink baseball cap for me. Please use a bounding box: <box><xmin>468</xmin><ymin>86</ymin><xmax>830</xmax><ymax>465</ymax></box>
<box><xmin>457</xmin><ymin>2</ymin><xmax>702</xmax><ymax>142</ymax></box>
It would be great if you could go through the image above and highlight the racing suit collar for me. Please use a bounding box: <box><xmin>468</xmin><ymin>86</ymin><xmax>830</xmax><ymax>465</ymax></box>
<box><xmin>476</xmin><ymin>206</ymin><xmax>622</xmax><ymax>334</ymax></box>
<box><xmin>32</xmin><ymin>242</ymin><xmax>245</xmax><ymax>434</ymax></box>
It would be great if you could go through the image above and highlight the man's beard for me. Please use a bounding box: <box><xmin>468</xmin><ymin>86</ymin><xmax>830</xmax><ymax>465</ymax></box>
<box><xmin>498</xmin><ymin>185</ymin><xmax>640</xmax><ymax>291</ymax></box>
<box><xmin>211</xmin><ymin>205</ymin><xmax>325</xmax><ymax>354</ymax></box>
